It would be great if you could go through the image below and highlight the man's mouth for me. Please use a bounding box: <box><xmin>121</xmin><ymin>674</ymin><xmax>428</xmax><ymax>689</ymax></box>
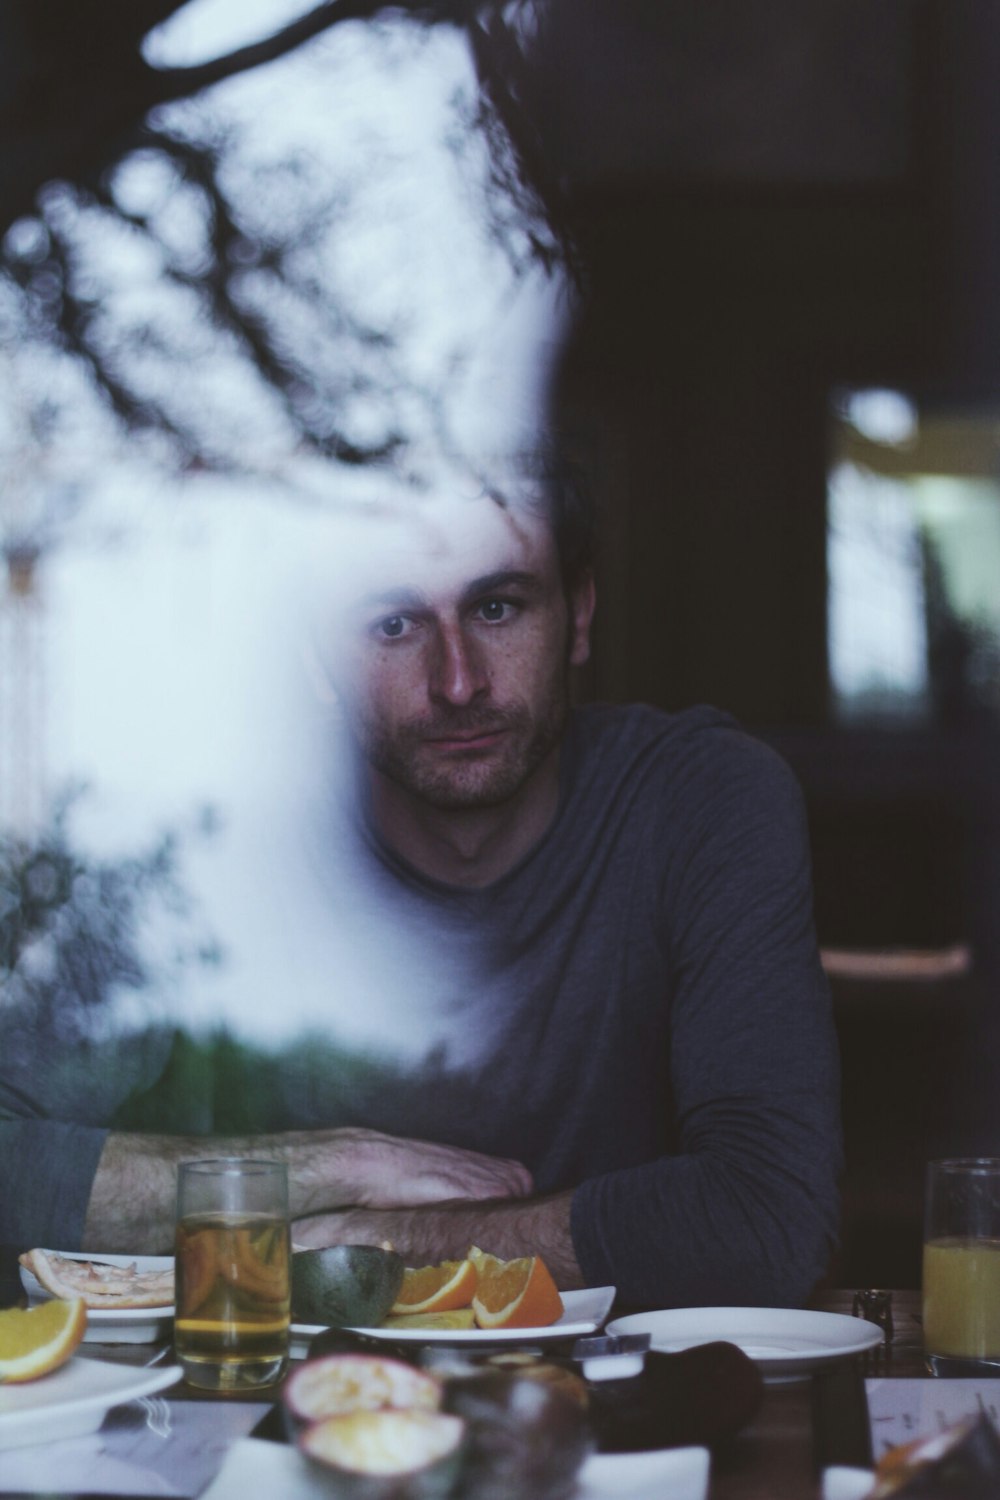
<box><xmin>422</xmin><ymin>728</ymin><xmax>507</xmax><ymax>752</ymax></box>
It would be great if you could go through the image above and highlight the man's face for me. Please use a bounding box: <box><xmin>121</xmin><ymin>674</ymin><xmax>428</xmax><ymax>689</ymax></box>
<box><xmin>332</xmin><ymin>496</ymin><xmax>594</xmax><ymax>811</ymax></box>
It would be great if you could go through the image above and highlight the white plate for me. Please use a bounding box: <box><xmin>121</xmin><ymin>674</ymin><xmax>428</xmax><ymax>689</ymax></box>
<box><xmin>20</xmin><ymin>1251</ymin><xmax>174</xmax><ymax>1345</ymax></box>
<box><xmin>290</xmin><ymin>1284</ymin><xmax>616</xmax><ymax>1358</ymax></box>
<box><xmin>199</xmin><ymin>1436</ymin><xmax>710</xmax><ymax>1500</ymax></box>
<box><xmin>605</xmin><ymin>1307</ymin><xmax>884</xmax><ymax>1380</ymax></box>
<box><xmin>0</xmin><ymin>1355</ymin><xmax>181</xmax><ymax>1450</ymax></box>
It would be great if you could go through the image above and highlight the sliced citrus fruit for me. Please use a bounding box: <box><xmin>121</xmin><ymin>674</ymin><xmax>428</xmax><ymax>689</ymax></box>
<box><xmin>468</xmin><ymin>1246</ymin><xmax>563</xmax><ymax>1330</ymax></box>
<box><xmin>0</xmin><ymin>1298</ymin><xmax>87</xmax><ymax>1383</ymax></box>
<box><xmin>382</xmin><ymin>1309</ymin><xmax>477</xmax><ymax>1331</ymax></box>
<box><xmin>390</xmin><ymin>1258</ymin><xmax>476</xmax><ymax>1316</ymax></box>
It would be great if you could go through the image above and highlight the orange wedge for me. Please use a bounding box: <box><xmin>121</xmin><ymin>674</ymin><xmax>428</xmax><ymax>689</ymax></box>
<box><xmin>390</xmin><ymin>1258</ymin><xmax>477</xmax><ymax>1316</ymax></box>
<box><xmin>468</xmin><ymin>1246</ymin><xmax>564</xmax><ymax>1330</ymax></box>
<box><xmin>0</xmin><ymin>1298</ymin><xmax>87</xmax><ymax>1383</ymax></box>
<box><xmin>382</xmin><ymin>1309</ymin><xmax>477</xmax><ymax>1331</ymax></box>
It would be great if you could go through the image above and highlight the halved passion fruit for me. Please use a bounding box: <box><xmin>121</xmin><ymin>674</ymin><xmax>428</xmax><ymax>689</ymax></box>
<box><xmin>299</xmin><ymin>1409</ymin><xmax>465</xmax><ymax>1500</ymax></box>
<box><xmin>285</xmin><ymin>1353</ymin><xmax>442</xmax><ymax>1426</ymax></box>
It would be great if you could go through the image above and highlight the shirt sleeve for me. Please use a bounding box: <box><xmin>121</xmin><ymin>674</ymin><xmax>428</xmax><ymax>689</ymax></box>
<box><xmin>0</xmin><ymin>1018</ymin><xmax>173</xmax><ymax>1250</ymax></box>
<box><xmin>569</xmin><ymin>729</ymin><xmax>842</xmax><ymax>1308</ymax></box>
<box><xmin>0</xmin><ymin>1119</ymin><xmax>108</xmax><ymax>1248</ymax></box>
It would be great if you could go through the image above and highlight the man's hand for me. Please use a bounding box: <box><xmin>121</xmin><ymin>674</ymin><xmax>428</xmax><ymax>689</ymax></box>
<box><xmin>342</xmin><ymin>1130</ymin><xmax>533</xmax><ymax>1209</ymax></box>
<box><xmin>292</xmin><ymin>1190</ymin><xmax>584</xmax><ymax>1290</ymax></box>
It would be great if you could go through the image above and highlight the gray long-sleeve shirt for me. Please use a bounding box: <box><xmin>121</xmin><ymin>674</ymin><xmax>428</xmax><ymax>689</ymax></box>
<box><xmin>1</xmin><ymin>704</ymin><xmax>841</xmax><ymax>1305</ymax></box>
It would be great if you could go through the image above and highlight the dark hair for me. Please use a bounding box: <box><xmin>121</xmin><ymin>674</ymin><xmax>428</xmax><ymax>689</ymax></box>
<box><xmin>486</xmin><ymin>443</ymin><xmax>597</xmax><ymax>592</ymax></box>
<box><xmin>544</xmin><ymin>450</ymin><xmax>597</xmax><ymax>592</ymax></box>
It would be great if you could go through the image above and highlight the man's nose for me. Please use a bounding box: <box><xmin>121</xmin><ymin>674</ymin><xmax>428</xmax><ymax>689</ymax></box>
<box><xmin>429</xmin><ymin>624</ymin><xmax>488</xmax><ymax>705</ymax></box>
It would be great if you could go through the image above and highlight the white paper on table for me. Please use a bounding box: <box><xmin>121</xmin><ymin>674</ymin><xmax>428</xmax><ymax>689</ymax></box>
<box><xmin>823</xmin><ymin>1378</ymin><xmax>1000</xmax><ymax>1500</ymax></box>
<box><xmin>200</xmin><ymin>1438</ymin><xmax>711</xmax><ymax>1500</ymax></box>
<box><xmin>865</xmin><ymin>1376</ymin><xmax>1000</xmax><ymax>1461</ymax></box>
<box><xmin>0</xmin><ymin>1396</ymin><xmax>271</xmax><ymax>1497</ymax></box>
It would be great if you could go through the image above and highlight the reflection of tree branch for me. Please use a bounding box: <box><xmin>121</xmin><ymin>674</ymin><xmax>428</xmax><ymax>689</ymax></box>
<box><xmin>142</xmin><ymin>129</ymin><xmax>402</xmax><ymax>465</ymax></box>
<box><xmin>151</xmin><ymin>0</ymin><xmax>468</xmax><ymax>104</ymax></box>
<box><xmin>0</xmin><ymin>0</ymin><xmax>564</xmax><ymax>475</ymax></box>
<box><xmin>1</xmin><ymin>790</ymin><xmax>220</xmax><ymax>1039</ymax></box>
<box><xmin>39</xmin><ymin>216</ymin><xmax>197</xmax><ymax>455</ymax></box>
<box><xmin>0</xmin><ymin>0</ymin><xmax>469</xmax><ymax>238</ymax></box>
<box><xmin>465</xmin><ymin>6</ymin><xmax>581</xmax><ymax>283</ymax></box>
<box><xmin>7</xmin><ymin>116</ymin><xmax>411</xmax><ymax>470</ymax></box>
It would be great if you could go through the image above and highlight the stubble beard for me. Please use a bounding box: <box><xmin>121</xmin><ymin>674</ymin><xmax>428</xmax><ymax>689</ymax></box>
<box><xmin>359</xmin><ymin>681</ymin><xmax>572</xmax><ymax>812</ymax></box>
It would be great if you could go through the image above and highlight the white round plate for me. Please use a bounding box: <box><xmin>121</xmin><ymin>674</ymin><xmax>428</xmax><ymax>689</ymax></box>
<box><xmin>0</xmin><ymin>1357</ymin><xmax>181</xmax><ymax>1450</ymax></box>
<box><xmin>605</xmin><ymin>1306</ymin><xmax>884</xmax><ymax>1380</ymax></box>
<box><xmin>20</xmin><ymin>1251</ymin><xmax>174</xmax><ymax>1344</ymax></box>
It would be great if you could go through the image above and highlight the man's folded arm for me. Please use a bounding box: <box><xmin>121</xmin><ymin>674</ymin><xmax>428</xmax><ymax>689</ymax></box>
<box><xmin>569</xmin><ymin>1127</ymin><xmax>840</xmax><ymax>1309</ymax></box>
<box><xmin>290</xmin><ymin>1125</ymin><xmax>836</xmax><ymax>1308</ymax></box>
<box><xmin>78</xmin><ymin>1128</ymin><xmax>534</xmax><ymax>1253</ymax></box>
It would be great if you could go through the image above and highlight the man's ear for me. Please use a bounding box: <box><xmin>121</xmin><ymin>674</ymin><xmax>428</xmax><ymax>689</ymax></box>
<box><xmin>569</xmin><ymin>570</ymin><xmax>596</xmax><ymax>667</ymax></box>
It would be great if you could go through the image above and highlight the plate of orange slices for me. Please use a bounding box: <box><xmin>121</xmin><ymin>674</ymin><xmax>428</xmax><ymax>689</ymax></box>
<box><xmin>291</xmin><ymin>1248</ymin><xmax>615</xmax><ymax>1354</ymax></box>
<box><xmin>291</xmin><ymin>1286</ymin><xmax>615</xmax><ymax>1354</ymax></box>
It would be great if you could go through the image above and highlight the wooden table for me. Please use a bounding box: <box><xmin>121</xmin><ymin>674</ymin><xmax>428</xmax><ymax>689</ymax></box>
<box><xmin>708</xmin><ymin>1289</ymin><xmax>925</xmax><ymax>1500</ymax></box>
<box><xmin>3</xmin><ymin>1284</ymin><xmax>928</xmax><ymax>1499</ymax></box>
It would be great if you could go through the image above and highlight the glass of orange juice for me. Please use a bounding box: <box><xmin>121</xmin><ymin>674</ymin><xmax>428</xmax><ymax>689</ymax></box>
<box><xmin>174</xmin><ymin>1158</ymin><xmax>290</xmax><ymax>1391</ymax></box>
<box><xmin>923</xmin><ymin>1158</ymin><xmax>1000</xmax><ymax>1375</ymax></box>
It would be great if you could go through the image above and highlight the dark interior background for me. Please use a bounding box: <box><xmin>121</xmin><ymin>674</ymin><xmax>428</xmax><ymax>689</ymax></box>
<box><xmin>521</xmin><ymin>0</ymin><xmax>1000</xmax><ymax>1288</ymax></box>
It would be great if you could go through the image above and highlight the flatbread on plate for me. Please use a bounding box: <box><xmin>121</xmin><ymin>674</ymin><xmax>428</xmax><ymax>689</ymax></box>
<box><xmin>20</xmin><ymin>1249</ymin><xmax>174</xmax><ymax>1309</ymax></box>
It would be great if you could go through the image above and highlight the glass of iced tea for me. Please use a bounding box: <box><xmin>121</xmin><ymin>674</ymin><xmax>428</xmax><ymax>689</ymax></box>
<box><xmin>174</xmin><ymin>1158</ymin><xmax>290</xmax><ymax>1391</ymax></box>
<box><xmin>923</xmin><ymin>1157</ymin><xmax>1000</xmax><ymax>1375</ymax></box>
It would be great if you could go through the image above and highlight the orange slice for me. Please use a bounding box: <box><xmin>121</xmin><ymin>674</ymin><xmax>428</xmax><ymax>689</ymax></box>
<box><xmin>0</xmin><ymin>1298</ymin><xmax>87</xmax><ymax>1383</ymax></box>
<box><xmin>468</xmin><ymin>1246</ymin><xmax>564</xmax><ymax>1330</ymax></box>
<box><xmin>382</xmin><ymin>1309</ymin><xmax>477</xmax><ymax>1331</ymax></box>
<box><xmin>390</xmin><ymin>1258</ymin><xmax>477</xmax><ymax>1316</ymax></box>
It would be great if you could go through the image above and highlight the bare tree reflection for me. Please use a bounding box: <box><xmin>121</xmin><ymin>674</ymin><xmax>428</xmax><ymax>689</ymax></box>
<box><xmin>1</xmin><ymin>790</ymin><xmax>221</xmax><ymax>1039</ymax></box>
<box><xmin>0</xmin><ymin>3</ymin><xmax>568</xmax><ymax>478</ymax></box>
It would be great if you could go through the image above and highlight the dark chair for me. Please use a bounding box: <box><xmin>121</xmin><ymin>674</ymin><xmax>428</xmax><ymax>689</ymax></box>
<box><xmin>820</xmin><ymin>943</ymin><xmax>975</xmax><ymax>1290</ymax></box>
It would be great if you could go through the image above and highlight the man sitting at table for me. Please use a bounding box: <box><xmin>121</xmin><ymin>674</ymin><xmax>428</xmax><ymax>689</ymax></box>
<box><xmin>0</xmin><ymin>456</ymin><xmax>841</xmax><ymax>1309</ymax></box>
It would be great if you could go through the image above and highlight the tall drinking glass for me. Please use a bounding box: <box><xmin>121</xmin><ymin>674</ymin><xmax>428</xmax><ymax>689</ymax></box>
<box><xmin>174</xmin><ymin>1158</ymin><xmax>290</xmax><ymax>1391</ymax></box>
<box><xmin>923</xmin><ymin>1157</ymin><xmax>1000</xmax><ymax>1375</ymax></box>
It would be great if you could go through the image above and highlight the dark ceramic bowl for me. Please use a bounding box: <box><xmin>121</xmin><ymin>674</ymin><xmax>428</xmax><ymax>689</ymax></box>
<box><xmin>292</xmin><ymin>1245</ymin><xmax>405</xmax><ymax>1328</ymax></box>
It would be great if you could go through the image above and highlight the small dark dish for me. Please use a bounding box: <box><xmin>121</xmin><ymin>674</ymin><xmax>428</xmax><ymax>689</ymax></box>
<box><xmin>292</xmin><ymin>1245</ymin><xmax>405</xmax><ymax>1329</ymax></box>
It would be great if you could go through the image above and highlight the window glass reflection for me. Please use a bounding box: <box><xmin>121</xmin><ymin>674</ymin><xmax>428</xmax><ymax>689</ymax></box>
<box><xmin>828</xmin><ymin>388</ymin><xmax>1000</xmax><ymax>727</ymax></box>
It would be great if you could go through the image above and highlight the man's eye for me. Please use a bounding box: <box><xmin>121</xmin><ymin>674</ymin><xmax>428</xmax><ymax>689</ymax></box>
<box><xmin>375</xmin><ymin>615</ymin><xmax>413</xmax><ymax>640</ymax></box>
<box><xmin>477</xmin><ymin>599</ymin><xmax>515</xmax><ymax>624</ymax></box>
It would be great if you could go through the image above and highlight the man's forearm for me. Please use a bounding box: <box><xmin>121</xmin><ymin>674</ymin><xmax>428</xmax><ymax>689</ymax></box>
<box><xmin>82</xmin><ymin>1129</ymin><xmax>534</xmax><ymax>1253</ymax></box>
<box><xmin>83</xmin><ymin>1130</ymin><xmax>357</xmax><ymax>1253</ymax></box>
<box><xmin>292</xmin><ymin>1190</ymin><xmax>584</xmax><ymax>1289</ymax></box>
